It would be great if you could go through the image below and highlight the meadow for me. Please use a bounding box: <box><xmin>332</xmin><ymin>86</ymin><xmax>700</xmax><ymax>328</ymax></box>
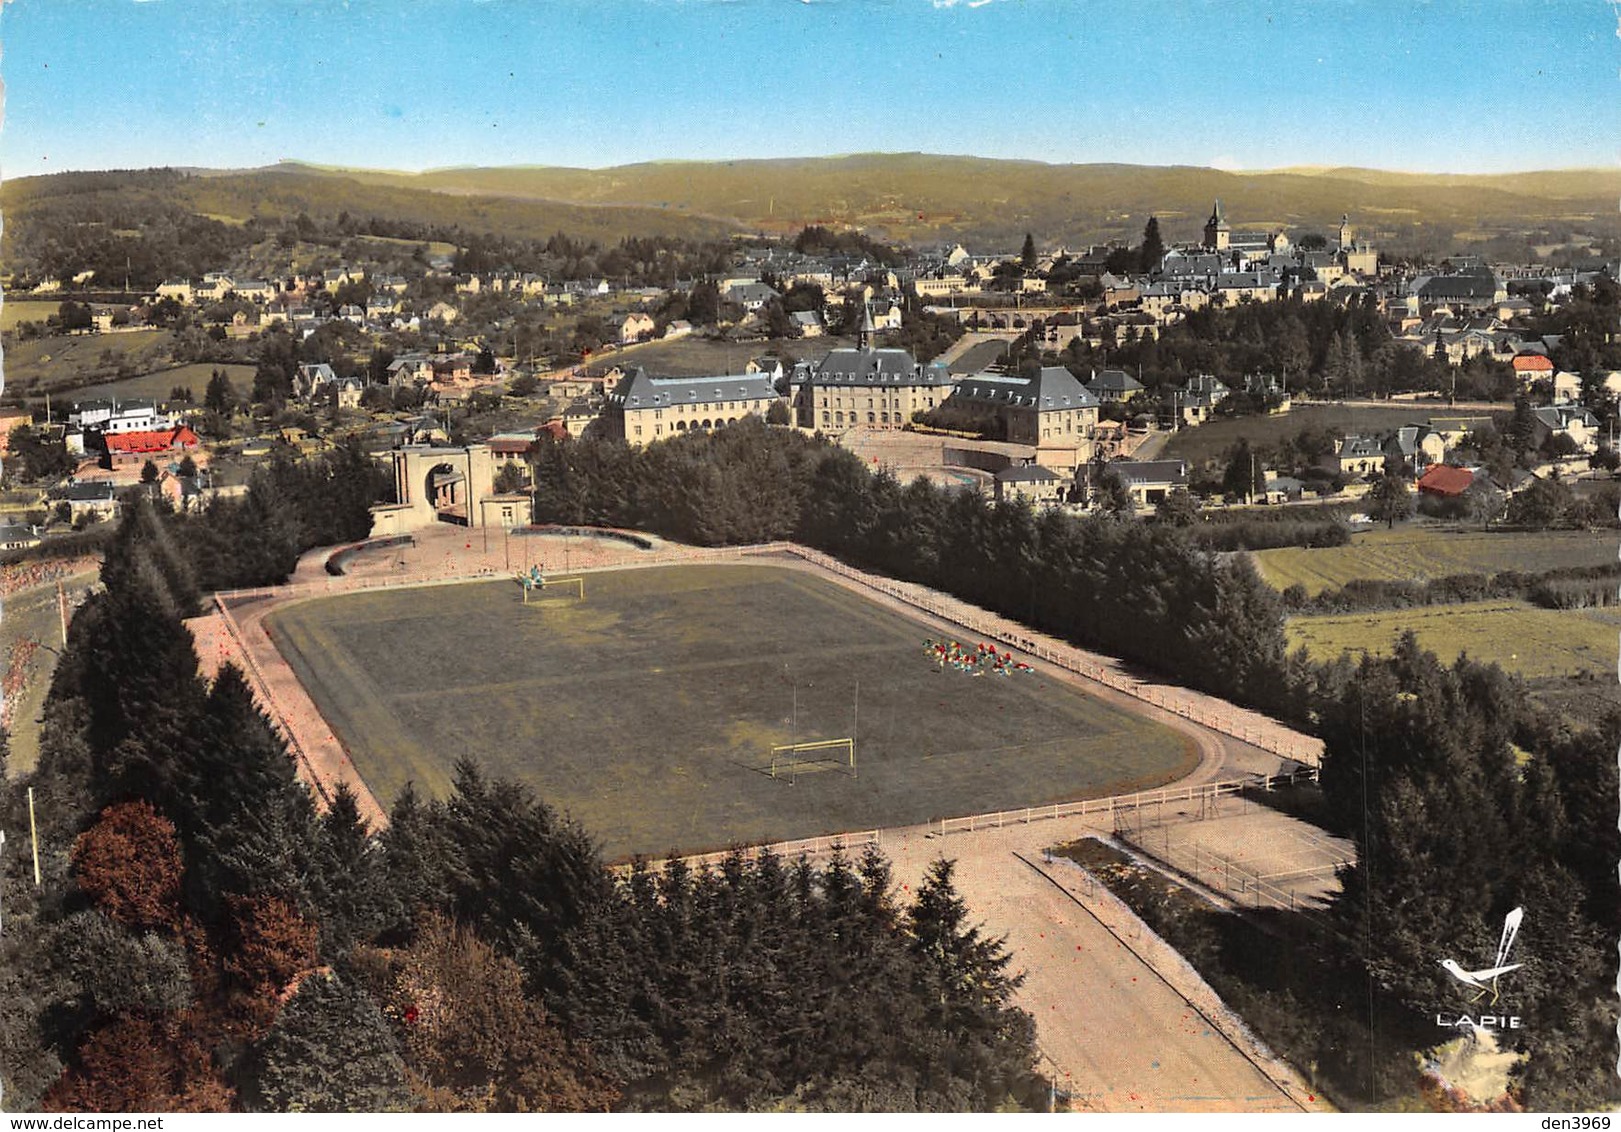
<box><xmin>0</xmin><ymin>330</ymin><xmax>174</xmax><ymax>395</ymax></box>
<box><xmin>1285</xmin><ymin>599</ymin><xmax>1620</xmax><ymax>679</ymax></box>
<box><xmin>266</xmin><ymin>563</ymin><xmax>1194</xmax><ymax>859</ymax></box>
<box><xmin>1</xmin><ymin>299</ymin><xmax>63</xmax><ymax>332</ymax></box>
<box><xmin>67</xmin><ymin>362</ymin><xmax>255</xmax><ymax>404</ymax></box>
<box><xmin>1253</xmin><ymin>527</ymin><xmax>1617</xmax><ymax>595</ymax></box>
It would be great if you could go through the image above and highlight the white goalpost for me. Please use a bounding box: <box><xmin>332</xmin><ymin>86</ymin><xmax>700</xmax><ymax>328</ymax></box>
<box><xmin>770</xmin><ymin>738</ymin><xmax>856</xmax><ymax>784</ymax></box>
<box><xmin>520</xmin><ymin>574</ymin><xmax>585</xmax><ymax>603</ymax></box>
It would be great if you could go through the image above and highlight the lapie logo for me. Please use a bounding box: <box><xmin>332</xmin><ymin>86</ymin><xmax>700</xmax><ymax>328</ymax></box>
<box><xmin>1436</xmin><ymin>906</ymin><xmax>1524</xmax><ymax>1032</ymax></box>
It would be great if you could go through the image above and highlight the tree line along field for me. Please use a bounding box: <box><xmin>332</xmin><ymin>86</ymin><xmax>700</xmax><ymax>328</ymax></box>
<box><xmin>1285</xmin><ymin>600</ymin><xmax>1621</xmax><ymax>680</ymax></box>
<box><xmin>1252</xmin><ymin>527</ymin><xmax>1618</xmax><ymax>596</ymax></box>
<box><xmin>265</xmin><ymin>562</ymin><xmax>1195</xmax><ymax>860</ymax></box>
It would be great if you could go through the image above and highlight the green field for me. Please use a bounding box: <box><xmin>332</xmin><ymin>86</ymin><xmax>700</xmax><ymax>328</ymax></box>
<box><xmin>266</xmin><ymin>563</ymin><xmax>1194</xmax><ymax>859</ymax></box>
<box><xmin>1253</xmin><ymin>528</ymin><xmax>1617</xmax><ymax>595</ymax></box>
<box><xmin>1286</xmin><ymin>600</ymin><xmax>1621</xmax><ymax>678</ymax></box>
<box><xmin>67</xmin><ymin>362</ymin><xmax>255</xmax><ymax>404</ymax></box>
<box><xmin>1</xmin><ymin>300</ymin><xmax>64</xmax><ymax>332</ymax></box>
<box><xmin>0</xmin><ymin>330</ymin><xmax>174</xmax><ymax>394</ymax></box>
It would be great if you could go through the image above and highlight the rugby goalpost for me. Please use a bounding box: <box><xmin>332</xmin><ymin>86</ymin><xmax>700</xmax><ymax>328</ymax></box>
<box><xmin>770</xmin><ymin>738</ymin><xmax>856</xmax><ymax>784</ymax></box>
<box><xmin>520</xmin><ymin>574</ymin><xmax>585</xmax><ymax>603</ymax></box>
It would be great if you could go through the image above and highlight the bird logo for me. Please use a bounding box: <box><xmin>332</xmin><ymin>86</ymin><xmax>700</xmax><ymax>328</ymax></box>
<box><xmin>1439</xmin><ymin>907</ymin><xmax>1523</xmax><ymax>1006</ymax></box>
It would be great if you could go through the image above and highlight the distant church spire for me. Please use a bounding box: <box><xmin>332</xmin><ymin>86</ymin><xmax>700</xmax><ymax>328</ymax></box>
<box><xmin>1203</xmin><ymin>200</ymin><xmax>1230</xmax><ymax>252</ymax></box>
<box><xmin>858</xmin><ymin>301</ymin><xmax>877</xmax><ymax>350</ymax></box>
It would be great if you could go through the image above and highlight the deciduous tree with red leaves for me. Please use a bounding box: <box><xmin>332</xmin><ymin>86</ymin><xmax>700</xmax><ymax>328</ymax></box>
<box><xmin>71</xmin><ymin>800</ymin><xmax>184</xmax><ymax>934</ymax></box>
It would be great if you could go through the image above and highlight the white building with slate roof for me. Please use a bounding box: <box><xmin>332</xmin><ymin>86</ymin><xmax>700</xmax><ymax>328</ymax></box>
<box><xmin>800</xmin><ymin>346</ymin><xmax>952</xmax><ymax>430</ymax></box>
<box><xmin>951</xmin><ymin>366</ymin><xmax>1100</xmax><ymax>450</ymax></box>
<box><xmin>606</xmin><ymin>368</ymin><xmax>782</xmax><ymax>447</ymax></box>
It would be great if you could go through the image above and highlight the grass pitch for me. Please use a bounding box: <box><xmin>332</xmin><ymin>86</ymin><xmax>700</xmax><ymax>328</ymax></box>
<box><xmin>1253</xmin><ymin>527</ymin><xmax>1616</xmax><ymax>596</ymax></box>
<box><xmin>267</xmin><ymin>563</ymin><xmax>1194</xmax><ymax>859</ymax></box>
<box><xmin>1285</xmin><ymin>600</ymin><xmax>1620</xmax><ymax>679</ymax></box>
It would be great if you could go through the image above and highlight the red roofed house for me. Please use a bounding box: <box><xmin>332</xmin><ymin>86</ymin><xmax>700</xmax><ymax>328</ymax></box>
<box><xmin>101</xmin><ymin>425</ymin><xmax>201</xmax><ymax>471</ymax></box>
<box><xmin>1416</xmin><ymin>464</ymin><xmax>1478</xmax><ymax>498</ymax></box>
<box><xmin>1511</xmin><ymin>353</ymin><xmax>1554</xmax><ymax>386</ymax></box>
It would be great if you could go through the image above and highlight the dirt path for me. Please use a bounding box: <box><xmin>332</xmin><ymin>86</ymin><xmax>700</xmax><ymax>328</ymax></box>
<box><xmin>1</xmin><ymin>568</ymin><xmax>98</xmax><ymax>775</ymax></box>
<box><xmin>870</xmin><ymin>809</ymin><xmax>1327</xmax><ymax>1111</ymax></box>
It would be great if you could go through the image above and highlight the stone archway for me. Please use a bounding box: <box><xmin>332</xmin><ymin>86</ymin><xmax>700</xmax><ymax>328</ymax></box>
<box><xmin>379</xmin><ymin>444</ymin><xmax>498</xmax><ymax>531</ymax></box>
<box><xmin>425</xmin><ymin>461</ymin><xmax>466</xmax><ymax>524</ymax></box>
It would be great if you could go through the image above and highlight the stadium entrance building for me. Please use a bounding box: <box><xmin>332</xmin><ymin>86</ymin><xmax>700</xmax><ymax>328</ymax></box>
<box><xmin>370</xmin><ymin>444</ymin><xmax>532</xmax><ymax>534</ymax></box>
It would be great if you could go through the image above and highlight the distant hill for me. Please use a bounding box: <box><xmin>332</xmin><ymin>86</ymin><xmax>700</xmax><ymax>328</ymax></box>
<box><xmin>260</xmin><ymin>154</ymin><xmax>1621</xmax><ymax>251</ymax></box>
<box><xmin>5</xmin><ymin>156</ymin><xmax>1617</xmax><ymax>281</ymax></box>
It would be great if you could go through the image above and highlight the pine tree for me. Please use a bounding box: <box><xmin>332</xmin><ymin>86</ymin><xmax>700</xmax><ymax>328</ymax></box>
<box><xmin>1139</xmin><ymin>216</ymin><xmax>1165</xmax><ymax>273</ymax></box>
<box><xmin>906</xmin><ymin>859</ymin><xmax>1032</xmax><ymax>1105</ymax></box>
<box><xmin>180</xmin><ymin>664</ymin><xmax>316</xmax><ymax>907</ymax></box>
<box><xmin>242</xmin><ymin>972</ymin><xmax>411</xmax><ymax>1112</ymax></box>
<box><xmin>1019</xmin><ymin>233</ymin><xmax>1036</xmax><ymax>271</ymax></box>
<box><xmin>378</xmin><ymin>783</ymin><xmax>449</xmax><ymax>940</ymax></box>
<box><xmin>70</xmin><ymin>572</ymin><xmax>207</xmax><ymax>810</ymax></box>
<box><xmin>309</xmin><ymin>784</ymin><xmax>390</xmax><ymax>959</ymax></box>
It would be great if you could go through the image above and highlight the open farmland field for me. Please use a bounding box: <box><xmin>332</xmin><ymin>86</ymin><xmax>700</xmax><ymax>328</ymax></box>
<box><xmin>1285</xmin><ymin>600</ymin><xmax>1621</xmax><ymax>679</ymax></box>
<box><xmin>68</xmin><ymin>362</ymin><xmax>255</xmax><ymax>404</ymax></box>
<box><xmin>1162</xmin><ymin>403</ymin><xmax>1454</xmax><ymax>469</ymax></box>
<box><xmin>0</xmin><ymin>330</ymin><xmax>174</xmax><ymax>395</ymax></box>
<box><xmin>1253</xmin><ymin>527</ymin><xmax>1616</xmax><ymax>595</ymax></box>
<box><xmin>1</xmin><ymin>300</ymin><xmax>64</xmax><ymax>332</ymax></box>
<box><xmin>266</xmin><ymin>563</ymin><xmax>1194</xmax><ymax>859</ymax></box>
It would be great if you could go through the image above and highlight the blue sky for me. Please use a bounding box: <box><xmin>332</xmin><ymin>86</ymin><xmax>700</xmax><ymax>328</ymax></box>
<box><xmin>2</xmin><ymin>0</ymin><xmax>1616</xmax><ymax>176</ymax></box>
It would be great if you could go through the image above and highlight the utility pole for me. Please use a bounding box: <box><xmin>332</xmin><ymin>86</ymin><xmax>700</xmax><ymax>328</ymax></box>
<box><xmin>28</xmin><ymin>788</ymin><xmax>40</xmax><ymax>886</ymax></box>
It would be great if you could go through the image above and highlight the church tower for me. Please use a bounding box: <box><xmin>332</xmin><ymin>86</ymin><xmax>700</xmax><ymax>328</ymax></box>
<box><xmin>857</xmin><ymin>301</ymin><xmax>877</xmax><ymax>351</ymax></box>
<box><xmin>1338</xmin><ymin>213</ymin><xmax>1354</xmax><ymax>250</ymax></box>
<box><xmin>1203</xmin><ymin>200</ymin><xmax>1230</xmax><ymax>252</ymax></box>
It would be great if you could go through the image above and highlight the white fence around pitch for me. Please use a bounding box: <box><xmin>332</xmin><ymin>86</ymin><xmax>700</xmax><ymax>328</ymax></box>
<box><xmin>777</xmin><ymin>545</ymin><xmax>1322</xmax><ymax>769</ymax></box>
<box><xmin>608</xmin><ymin>828</ymin><xmax>881</xmax><ymax>879</ymax></box>
<box><xmin>936</xmin><ymin>777</ymin><xmax>1257</xmax><ymax>838</ymax></box>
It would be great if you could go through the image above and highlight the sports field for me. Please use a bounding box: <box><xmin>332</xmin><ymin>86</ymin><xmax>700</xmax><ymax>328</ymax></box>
<box><xmin>1253</xmin><ymin>527</ymin><xmax>1616</xmax><ymax>595</ymax></box>
<box><xmin>1285</xmin><ymin>600</ymin><xmax>1621</xmax><ymax>678</ymax></box>
<box><xmin>266</xmin><ymin>563</ymin><xmax>1195</xmax><ymax>859</ymax></box>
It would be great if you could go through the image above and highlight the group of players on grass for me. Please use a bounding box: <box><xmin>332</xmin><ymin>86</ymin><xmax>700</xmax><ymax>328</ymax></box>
<box><xmin>925</xmin><ymin>638</ymin><xmax>1034</xmax><ymax>677</ymax></box>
